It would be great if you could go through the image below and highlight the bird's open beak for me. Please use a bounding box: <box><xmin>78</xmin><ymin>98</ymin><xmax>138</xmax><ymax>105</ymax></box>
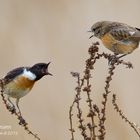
<box><xmin>46</xmin><ymin>62</ymin><xmax>53</xmax><ymax>76</ymax></box>
<box><xmin>89</xmin><ymin>34</ymin><xmax>94</xmax><ymax>39</ymax></box>
<box><xmin>47</xmin><ymin>72</ymin><xmax>53</xmax><ymax>76</ymax></box>
<box><xmin>87</xmin><ymin>30</ymin><xmax>92</xmax><ymax>32</ymax></box>
<box><xmin>87</xmin><ymin>30</ymin><xmax>94</xmax><ymax>39</ymax></box>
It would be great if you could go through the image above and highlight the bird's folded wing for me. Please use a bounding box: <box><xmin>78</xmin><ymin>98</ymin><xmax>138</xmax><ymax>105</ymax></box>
<box><xmin>4</xmin><ymin>67</ymin><xmax>27</xmax><ymax>84</ymax></box>
<box><xmin>109</xmin><ymin>26</ymin><xmax>140</xmax><ymax>41</ymax></box>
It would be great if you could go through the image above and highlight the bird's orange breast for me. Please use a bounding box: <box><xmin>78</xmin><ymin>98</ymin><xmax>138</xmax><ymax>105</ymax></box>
<box><xmin>14</xmin><ymin>76</ymin><xmax>35</xmax><ymax>90</ymax></box>
<box><xmin>101</xmin><ymin>33</ymin><xmax>118</xmax><ymax>51</ymax></box>
<box><xmin>101</xmin><ymin>33</ymin><xmax>138</xmax><ymax>54</ymax></box>
<box><xmin>3</xmin><ymin>76</ymin><xmax>35</xmax><ymax>99</ymax></box>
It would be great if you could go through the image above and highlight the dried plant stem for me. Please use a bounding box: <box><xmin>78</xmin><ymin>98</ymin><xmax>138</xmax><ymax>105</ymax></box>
<box><xmin>83</xmin><ymin>44</ymin><xmax>98</xmax><ymax>140</ymax></box>
<box><xmin>69</xmin><ymin>101</ymin><xmax>75</xmax><ymax>140</ymax></box>
<box><xmin>84</xmin><ymin>70</ymin><xmax>96</xmax><ymax>140</ymax></box>
<box><xmin>76</xmin><ymin>76</ymin><xmax>89</xmax><ymax>139</ymax></box>
<box><xmin>0</xmin><ymin>79</ymin><xmax>40</xmax><ymax>140</ymax></box>
<box><xmin>98</xmin><ymin>63</ymin><xmax>116</xmax><ymax>140</ymax></box>
<box><xmin>69</xmin><ymin>42</ymin><xmax>100</xmax><ymax>140</ymax></box>
<box><xmin>69</xmin><ymin>42</ymin><xmax>136</xmax><ymax>140</ymax></box>
<box><xmin>112</xmin><ymin>94</ymin><xmax>140</xmax><ymax>138</ymax></box>
<box><xmin>69</xmin><ymin>72</ymin><xmax>88</xmax><ymax>140</ymax></box>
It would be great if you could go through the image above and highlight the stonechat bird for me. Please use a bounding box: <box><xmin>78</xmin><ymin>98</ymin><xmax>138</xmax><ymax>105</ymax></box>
<box><xmin>89</xmin><ymin>21</ymin><xmax>140</xmax><ymax>58</ymax></box>
<box><xmin>0</xmin><ymin>63</ymin><xmax>52</xmax><ymax>116</ymax></box>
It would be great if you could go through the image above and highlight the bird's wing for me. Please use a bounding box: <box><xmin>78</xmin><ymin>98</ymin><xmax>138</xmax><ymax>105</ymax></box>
<box><xmin>131</xmin><ymin>28</ymin><xmax>140</xmax><ymax>40</ymax></box>
<box><xmin>4</xmin><ymin>67</ymin><xmax>28</xmax><ymax>84</ymax></box>
<box><xmin>109</xmin><ymin>26</ymin><xmax>140</xmax><ymax>41</ymax></box>
<box><xmin>136</xmin><ymin>28</ymin><xmax>140</xmax><ymax>31</ymax></box>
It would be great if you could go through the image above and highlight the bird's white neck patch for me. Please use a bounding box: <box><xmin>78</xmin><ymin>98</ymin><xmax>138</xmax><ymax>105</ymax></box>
<box><xmin>22</xmin><ymin>68</ymin><xmax>36</xmax><ymax>80</ymax></box>
<box><xmin>130</xmin><ymin>31</ymin><xmax>135</xmax><ymax>35</ymax></box>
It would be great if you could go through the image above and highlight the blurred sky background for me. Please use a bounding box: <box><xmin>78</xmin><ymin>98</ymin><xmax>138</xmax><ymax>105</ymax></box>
<box><xmin>0</xmin><ymin>0</ymin><xmax>140</xmax><ymax>140</ymax></box>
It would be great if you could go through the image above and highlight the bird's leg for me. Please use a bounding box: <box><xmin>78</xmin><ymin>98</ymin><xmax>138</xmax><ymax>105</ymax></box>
<box><xmin>16</xmin><ymin>99</ymin><xmax>26</xmax><ymax>125</ymax></box>
<box><xmin>7</xmin><ymin>97</ymin><xmax>16</xmax><ymax>114</ymax></box>
<box><xmin>117</xmin><ymin>54</ymin><xmax>127</xmax><ymax>59</ymax></box>
<box><xmin>108</xmin><ymin>53</ymin><xmax>127</xmax><ymax>65</ymax></box>
<box><xmin>108</xmin><ymin>53</ymin><xmax>118</xmax><ymax>65</ymax></box>
<box><xmin>16</xmin><ymin>99</ymin><xmax>22</xmax><ymax>116</ymax></box>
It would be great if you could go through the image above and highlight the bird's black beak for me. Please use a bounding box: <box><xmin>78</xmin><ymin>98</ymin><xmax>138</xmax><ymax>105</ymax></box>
<box><xmin>89</xmin><ymin>34</ymin><xmax>94</xmax><ymax>39</ymax></box>
<box><xmin>87</xmin><ymin>30</ymin><xmax>92</xmax><ymax>32</ymax></box>
<box><xmin>47</xmin><ymin>72</ymin><xmax>53</xmax><ymax>76</ymax></box>
<box><xmin>87</xmin><ymin>30</ymin><xmax>94</xmax><ymax>39</ymax></box>
<box><xmin>46</xmin><ymin>62</ymin><xmax>53</xmax><ymax>76</ymax></box>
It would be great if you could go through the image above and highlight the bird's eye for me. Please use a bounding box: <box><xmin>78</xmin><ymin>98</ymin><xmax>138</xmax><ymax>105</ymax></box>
<box><xmin>92</xmin><ymin>28</ymin><xmax>96</xmax><ymax>32</ymax></box>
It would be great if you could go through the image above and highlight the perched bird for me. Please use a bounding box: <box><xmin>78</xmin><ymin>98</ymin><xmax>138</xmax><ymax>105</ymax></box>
<box><xmin>89</xmin><ymin>21</ymin><xmax>140</xmax><ymax>58</ymax></box>
<box><xmin>0</xmin><ymin>63</ymin><xmax>52</xmax><ymax>116</ymax></box>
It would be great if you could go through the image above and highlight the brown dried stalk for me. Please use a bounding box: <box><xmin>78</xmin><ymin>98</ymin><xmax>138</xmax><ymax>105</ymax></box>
<box><xmin>70</xmin><ymin>42</ymin><xmax>103</xmax><ymax>140</ymax></box>
<box><xmin>69</xmin><ymin>42</ymin><xmax>136</xmax><ymax>140</ymax></box>
<box><xmin>112</xmin><ymin>94</ymin><xmax>140</xmax><ymax>138</ymax></box>
<box><xmin>98</xmin><ymin>62</ymin><xmax>116</xmax><ymax>140</ymax></box>
<box><xmin>83</xmin><ymin>43</ymin><xmax>100</xmax><ymax>140</ymax></box>
<box><xmin>0</xmin><ymin>79</ymin><xmax>40</xmax><ymax>140</ymax></box>
<box><xmin>70</xmin><ymin>72</ymin><xmax>88</xmax><ymax>140</ymax></box>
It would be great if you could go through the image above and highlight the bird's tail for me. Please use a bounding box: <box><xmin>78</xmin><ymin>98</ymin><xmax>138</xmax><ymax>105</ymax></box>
<box><xmin>0</xmin><ymin>79</ymin><xmax>4</xmax><ymax>89</ymax></box>
<box><xmin>131</xmin><ymin>29</ymin><xmax>140</xmax><ymax>41</ymax></box>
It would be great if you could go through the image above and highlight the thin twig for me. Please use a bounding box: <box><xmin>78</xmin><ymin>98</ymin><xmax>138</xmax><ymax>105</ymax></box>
<box><xmin>70</xmin><ymin>72</ymin><xmax>88</xmax><ymax>140</ymax></box>
<box><xmin>112</xmin><ymin>94</ymin><xmax>140</xmax><ymax>138</ymax></box>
